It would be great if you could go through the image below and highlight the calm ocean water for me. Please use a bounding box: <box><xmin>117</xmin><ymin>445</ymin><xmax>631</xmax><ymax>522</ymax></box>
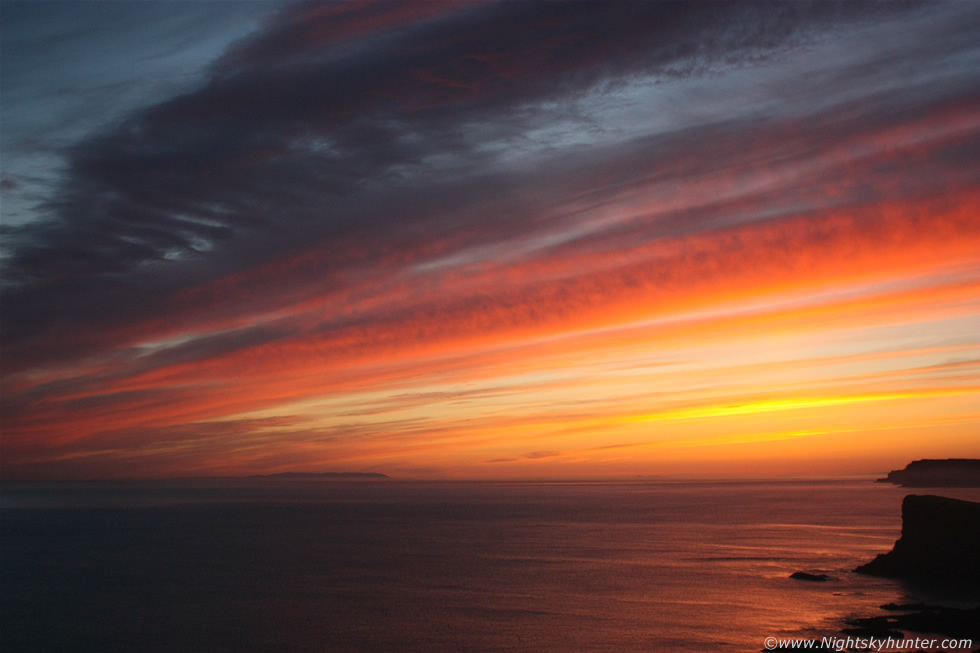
<box><xmin>3</xmin><ymin>479</ymin><xmax>979</xmax><ymax>652</ymax></box>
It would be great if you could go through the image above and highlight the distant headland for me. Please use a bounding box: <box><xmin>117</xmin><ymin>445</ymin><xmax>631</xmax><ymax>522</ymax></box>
<box><xmin>246</xmin><ymin>472</ymin><xmax>391</xmax><ymax>480</ymax></box>
<box><xmin>876</xmin><ymin>458</ymin><xmax>980</xmax><ymax>487</ymax></box>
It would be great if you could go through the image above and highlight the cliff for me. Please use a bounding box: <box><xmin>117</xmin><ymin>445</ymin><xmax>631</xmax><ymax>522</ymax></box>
<box><xmin>855</xmin><ymin>494</ymin><xmax>980</xmax><ymax>588</ymax></box>
<box><xmin>877</xmin><ymin>459</ymin><xmax>980</xmax><ymax>487</ymax></box>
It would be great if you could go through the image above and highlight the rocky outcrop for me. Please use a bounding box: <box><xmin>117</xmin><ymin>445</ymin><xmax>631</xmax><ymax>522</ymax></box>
<box><xmin>855</xmin><ymin>494</ymin><xmax>980</xmax><ymax>589</ymax></box>
<box><xmin>877</xmin><ymin>459</ymin><xmax>980</xmax><ymax>487</ymax></box>
<box><xmin>844</xmin><ymin>605</ymin><xmax>980</xmax><ymax>639</ymax></box>
<box><xmin>789</xmin><ymin>571</ymin><xmax>831</xmax><ymax>582</ymax></box>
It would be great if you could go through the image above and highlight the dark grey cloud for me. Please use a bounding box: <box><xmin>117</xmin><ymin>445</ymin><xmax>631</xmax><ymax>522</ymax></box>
<box><xmin>0</xmin><ymin>0</ymin><xmax>967</xmax><ymax>380</ymax></box>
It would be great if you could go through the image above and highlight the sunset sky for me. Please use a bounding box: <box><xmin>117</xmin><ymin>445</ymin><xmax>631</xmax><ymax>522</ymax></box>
<box><xmin>2</xmin><ymin>0</ymin><xmax>978</xmax><ymax>480</ymax></box>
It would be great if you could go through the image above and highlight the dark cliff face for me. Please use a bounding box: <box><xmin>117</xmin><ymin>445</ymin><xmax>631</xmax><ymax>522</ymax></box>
<box><xmin>879</xmin><ymin>459</ymin><xmax>980</xmax><ymax>487</ymax></box>
<box><xmin>855</xmin><ymin>495</ymin><xmax>980</xmax><ymax>589</ymax></box>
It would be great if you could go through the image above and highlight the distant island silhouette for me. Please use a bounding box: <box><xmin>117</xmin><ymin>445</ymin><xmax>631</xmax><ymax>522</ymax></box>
<box><xmin>876</xmin><ymin>458</ymin><xmax>980</xmax><ymax>487</ymax></box>
<box><xmin>246</xmin><ymin>472</ymin><xmax>391</xmax><ymax>479</ymax></box>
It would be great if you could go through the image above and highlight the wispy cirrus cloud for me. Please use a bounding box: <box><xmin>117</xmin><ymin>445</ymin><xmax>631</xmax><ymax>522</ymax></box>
<box><xmin>2</xmin><ymin>0</ymin><xmax>979</xmax><ymax>479</ymax></box>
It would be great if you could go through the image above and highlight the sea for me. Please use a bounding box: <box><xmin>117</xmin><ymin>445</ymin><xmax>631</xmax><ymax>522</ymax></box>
<box><xmin>2</xmin><ymin>478</ymin><xmax>979</xmax><ymax>652</ymax></box>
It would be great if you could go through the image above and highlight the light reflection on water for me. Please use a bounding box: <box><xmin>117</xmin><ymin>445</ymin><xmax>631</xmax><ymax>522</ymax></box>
<box><xmin>2</xmin><ymin>480</ymin><xmax>978</xmax><ymax>651</ymax></box>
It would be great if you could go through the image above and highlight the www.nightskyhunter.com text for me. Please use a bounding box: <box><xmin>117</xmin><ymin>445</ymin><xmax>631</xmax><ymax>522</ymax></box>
<box><xmin>764</xmin><ymin>635</ymin><xmax>974</xmax><ymax>650</ymax></box>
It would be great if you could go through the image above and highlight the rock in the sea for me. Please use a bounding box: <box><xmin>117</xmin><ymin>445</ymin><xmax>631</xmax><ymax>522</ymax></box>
<box><xmin>878</xmin><ymin>459</ymin><xmax>980</xmax><ymax>487</ymax></box>
<box><xmin>789</xmin><ymin>571</ymin><xmax>831</xmax><ymax>582</ymax></box>
<box><xmin>855</xmin><ymin>494</ymin><xmax>980</xmax><ymax>588</ymax></box>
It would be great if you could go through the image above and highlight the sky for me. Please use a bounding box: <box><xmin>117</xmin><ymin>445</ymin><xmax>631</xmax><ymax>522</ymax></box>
<box><xmin>1</xmin><ymin>0</ymin><xmax>979</xmax><ymax>481</ymax></box>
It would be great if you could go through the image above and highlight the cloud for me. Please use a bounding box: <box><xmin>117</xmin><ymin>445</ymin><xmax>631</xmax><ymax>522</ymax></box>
<box><xmin>2</xmin><ymin>0</ymin><xmax>979</xmax><ymax>478</ymax></box>
<box><xmin>524</xmin><ymin>451</ymin><xmax>561</xmax><ymax>460</ymax></box>
<box><xmin>0</xmin><ymin>1</ymin><xmax>932</xmax><ymax>356</ymax></box>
